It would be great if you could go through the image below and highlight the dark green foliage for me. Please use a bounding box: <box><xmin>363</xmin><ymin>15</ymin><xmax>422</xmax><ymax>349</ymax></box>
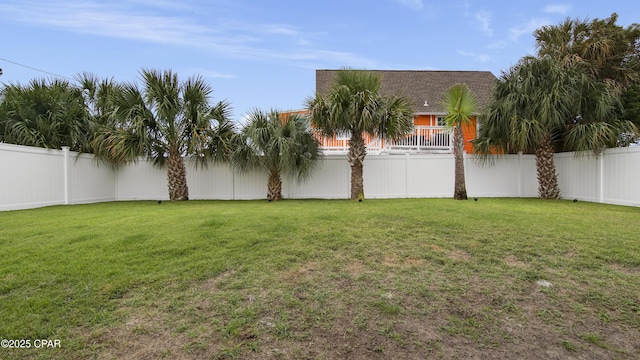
<box><xmin>0</xmin><ymin>78</ymin><xmax>91</xmax><ymax>152</ymax></box>
<box><xmin>306</xmin><ymin>69</ymin><xmax>414</xmax><ymax>200</ymax></box>
<box><xmin>535</xmin><ymin>13</ymin><xmax>640</xmax><ymax>87</ymax></box>
<box><xmin>232</xmin><ymin>109</ymin><xmax>322</xmax><ymax>200</ymax></box>
<box><xmin>621</xmin><ymin>84</ymin><xmax>640</xmax><ymax>127</ymax></box>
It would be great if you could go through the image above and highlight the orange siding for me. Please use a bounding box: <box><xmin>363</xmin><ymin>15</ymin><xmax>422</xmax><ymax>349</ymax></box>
<box><xmin>462</xmin><ymin>117</ymin><xmax>477</xmax><ymax>154</ymax></box>
<box><xmin>283</xmin><ymin>110</ymin><xmax>480</xmax><ymax>153</ymax></box>
<box><xmin>416</xmin><ymin>115</ymin><xmax>478</xmax><ymax>154</ymax></box>
<box><xmin>280</xmin><ymin>109</ymin><xmax>309</xmax><ymax>123</ymax></box>
<box><xmin>414</xmin><ymin>114</ymin><xmax>435</xmax><ymax>126</ymax></box>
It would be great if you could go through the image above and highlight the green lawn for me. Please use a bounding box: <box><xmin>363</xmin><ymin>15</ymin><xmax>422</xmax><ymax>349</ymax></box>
<box><xmin>1</xmin><ymin>199</ymin><xmax>639</xmax><ymax>359</ymax></box>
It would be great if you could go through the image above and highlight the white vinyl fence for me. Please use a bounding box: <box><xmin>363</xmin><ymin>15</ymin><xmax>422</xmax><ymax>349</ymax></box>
<box><xmin>556</xmin><ymin>147</ymin><xmax>640</xmax><ymax>207</ymax></box>
<box><xmin>2</xmin><ymin>143</ymin><xmax>640</xmax><ymax>211</ymax></box>
<box><xmin>0</xmin><ymin>144</ymin><xmax>116</xmax><ymax>210</ymax></box>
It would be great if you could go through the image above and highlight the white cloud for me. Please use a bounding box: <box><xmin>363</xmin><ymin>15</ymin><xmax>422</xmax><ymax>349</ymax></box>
<box><xmin>475</xmin><ymin>10</ymin><xmax>493</xmax><ymax>37</ymax></box>
<box><xmin>0</xmin><ymin>1</ymin><xmax>377</xmax><ymax>68</ymax></box>
<box><xmin>199</xmin><ymin>70</ymin><xmax>237</xmax><ymax>79</ymax></box>
<box><xmin>393</xmin><ymin>0</ymin><xmax>424</xmax><ymax>11</ymax></box>
<box><xmin>457</xmin><ymin>50</ymin><xmax>491</xmax><ymax>62</ymax></box>
<box><xmin>0</xmin><ymin>2</ymin><xmax>230</xmax><ymax>47</ymax></box>
<box><xmin>238</xmin><ymin>113</ymin><xmax>252</xmax><ymax>127</ymax></box>
<box><xmin>509</xmin><ymin>18</ymin><xmax>551</xmax><ymax>41</ymax></box>
<box><xmin>486</xmin><ymin>40</ymin><xmax>507</xmax><ymax>50</ymax></box>
<box><xmin>231</xmin><ymin>22</ymin><xmax>312</xmax><ymax>46</ymax></box>
<box><xmin>544</xmin><ymin>4</ymin><xmax>572</xmax><ymax>14</ymax></box>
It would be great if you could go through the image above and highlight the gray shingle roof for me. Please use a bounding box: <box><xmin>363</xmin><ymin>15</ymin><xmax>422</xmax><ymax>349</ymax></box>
<box><xmin>315</xmin><ymin>69</ymin><xmax>497</xmax><ymax>114</ymax></box>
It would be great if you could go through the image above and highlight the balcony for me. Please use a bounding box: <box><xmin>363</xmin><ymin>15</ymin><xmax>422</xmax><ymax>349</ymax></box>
<box><xmin>316</xmin><ymin>126</ymin><xmax>453</xmax><ymax>155</ymax></box>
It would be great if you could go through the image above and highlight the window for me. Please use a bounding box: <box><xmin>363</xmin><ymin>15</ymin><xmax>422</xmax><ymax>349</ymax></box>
<box><xmin>437</xmin><ymin>117</ymin><xmax>447</xmax><ymax>126</ymax></box>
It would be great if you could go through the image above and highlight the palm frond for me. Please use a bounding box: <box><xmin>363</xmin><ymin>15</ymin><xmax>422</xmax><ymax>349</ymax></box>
<box><xmin>441</xmin><ymin>83</ymin><xmax>479</xmax><ymax>129</ymax></box>
<box><xmin>0</xmin><ymin>78</ymin><xmax>90</xmax><ymax>151</ymax></box>
<box><xmin>232</xmin><ymin>109</ymin><xmax>321</xmax><ymax>183</ymax></box>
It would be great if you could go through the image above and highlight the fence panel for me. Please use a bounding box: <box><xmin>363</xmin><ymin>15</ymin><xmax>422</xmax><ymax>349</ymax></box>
<box><xmin>0</xmin><ymin>144</ymin><xmax>66</xmax><ymax>210</ymax></box>
<box><xmin>364</xmin><ymin>155</ymin><xmax>410</xmax><ymax>198</ymax></box>
<box><xmin>286</xmin><ymin>157</ymin><xmax>350</xmax><ymax>199</ymax></box>
<box><xmin>466</xmin><ymin>154</ymin><xmax>538</xmax><ymax>197</ymax></box>
<box><xmin>186</xmin><ymin>162</ymin><xmax>235</xmax><ymax>200</ymax></box>
<box><xmin>116</xmin><ymin>160</ymin><xmax>168</xmax><ymax>200</ymax></box>
<box><xmin>232</xmin><ymin>169</ymin><xmax>269</xmax><ymax>200</ymax></box>
<box><xmin>69</xmin><ymin>154</ymin><xmax>117</xmax><ymax>204</ymax></box>
<box><xmin>2</xmin><ymin>143</ymin><xmax>640</xmax><ymax>210</ymax></box>
<box><xmin>406</xmin><ymin>154</ymin><xmax>454</xmax><ymax>198</ymax></box>
<box><xmin>555</xmin><ymin>152</ymin><xmax>598</xmax><ymax>202</ymax></box>
<box><xmin>602</xmin><ymin>147</ymin><xmax>640</xmax><ymax>206</ymax></box>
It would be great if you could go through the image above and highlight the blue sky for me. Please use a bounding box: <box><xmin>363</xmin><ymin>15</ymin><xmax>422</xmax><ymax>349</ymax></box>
<box><xmin>1</xmin><ymin>1</ymin><xmax>638</xmax><ymax>122</ymax></box>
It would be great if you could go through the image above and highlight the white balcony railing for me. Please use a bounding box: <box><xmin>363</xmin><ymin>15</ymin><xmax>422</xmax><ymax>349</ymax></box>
<box><xmin>316</xmin><ymin>126</ymin><xmax>453</xmax><ymax>154</ymax></box>
<box><xmin>384</xmin><ymin>126</ymin><xmax>453</xmax><ymax>153</ymax></box>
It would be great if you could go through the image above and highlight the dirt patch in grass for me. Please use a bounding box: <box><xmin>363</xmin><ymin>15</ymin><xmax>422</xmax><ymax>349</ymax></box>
<box><xmin>345</xmin><ymin>260</ymin><xmax>366</xmax><ymax>277</ymax></box>
<box><xmin>447</xmin><ymin>249</ymin><xmax>471</xmax><ymax>262</ymax></box>
<box><xmin>381</xmin><ymin>254</ymin><xmax>426</xmax><ymax>269</ymax></box>
<box><xmin>82</xmin><ymin>259</ymin><xmax>640</xmax><ymax>360</ymax></box>
<box><xmin>77</xmin><ymin>268</ymin><xmax>640</xmax><ymax>360</ymax></box>
<box><xmin>502</xmin><ymin>255</ymin><xmax>529</xmax><ymax>269</ymax></box>
<box><xmin>608</xmin><ymin>263</ymin><xmax>640</xmax><ymax>276</ymax></box>
<box><xmin>429</xmin><ymin>244</ymin><xmax>446</xmax><ymax>252</ymax></box>
<box><xmin>200</xmin><ymin>269</ymin><xmax>237</xmax><ymax>292</ymax></box>
<box><xmin>281</xmin><ymin>261</ymin><xmax>319</xmax><ymax>284</ymax></box>
<box><xmin>86</xmin><ymin>309</ymin><xmax>206</xmax><ymax>360</ymax></box>
<box><xmin>404</xmin><ymin>256</ymin><xmax>425</xmax><ymax>267</ymax></box>
<box><xmin>239</xmin><ymin>315</ymin><xmax>443</xmax><ymax>360</ymax></box>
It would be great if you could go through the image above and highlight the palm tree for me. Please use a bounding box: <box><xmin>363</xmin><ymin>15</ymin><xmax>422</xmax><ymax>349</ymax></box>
<box><xmin>75</xmin><ymin>72</ymin><xmax>122</xmax><ymax>125</ymax></box>
<box><xmin>306</xmin><ymin>69</ymin><xmax>414</xmax><ymax>200</ymax></box>
<box><xmin>92</xmin><ymin>69</ymin><xmax>235</xmax><ymax>201</ymax></box>
<box><xmin>621</xmin><ymin>84</ymin><xmax>640</xmax><ymax>138</ymax></box>
<box><xmin>534</xmin><ymin>13</ymin><xmax>640</xmax><ymax>87</ymax></box>
<box><xmin>474</xmin><ymin>56</ymin><xmax>633</xmax><ymax>199</ymax></box>
<box><xmin>534</xmin><ymin>13</ymin><xmax>640</xmax><ymax>147</ymax></box>
<box><xmin>441</xmin><ymin>84</ymin><xmax>478</xmax><ymax>200</ymax></box>
<box><xmin>475</xmin><ymin>57</ymin><xmax>567</xmax><ymax>199</ymax></box>
<box><xmin>75</xmin><ymin>72</ymin><xmax>125</xmax><ymax>157</ymax></box>
<box><xmin>0</xmin><ymin>78</ymin><xmax>90</xmax><ymax>152</ymax></box>
<box><xmin>232</xmin><ymin>109</ymin><xmax>321</xmax><ymax>201</ymax></box>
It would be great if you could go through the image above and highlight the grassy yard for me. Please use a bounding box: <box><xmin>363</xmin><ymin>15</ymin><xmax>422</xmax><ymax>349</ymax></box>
<box><xmin>1</xmin><ymin>198</ymin><xmax>639</xmax><ymax>359</ymax></box>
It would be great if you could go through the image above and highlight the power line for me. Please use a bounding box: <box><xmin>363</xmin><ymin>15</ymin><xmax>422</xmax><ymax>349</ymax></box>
<box><xmin>0</xmin><ymin>57</ymin><xmax>74</xmax><ymax>81</ymax></box>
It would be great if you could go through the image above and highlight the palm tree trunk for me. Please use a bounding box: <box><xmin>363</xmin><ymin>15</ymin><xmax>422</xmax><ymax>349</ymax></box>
<box><xmin>167</xmin><ymin>144</ymin><xmax>189</xmax><ymax>201</ymax></box>
<box><xmin>535</xmin><ymin>136</ymin><xmax>561</xmax><ymax>199</ymax></box>
<box><xmin>347</xmin><ymin>131</ymin><xmax>366</xmax><ymax>200</ymax></box>
<box><xmin>453</xmin><ymin>125</ymin><xmax>468</xmax><ymax>200</ymax></box>
<box><xmin>267</xmin><ymin>169</ymin><xmax>283</xmax><ymax>201</ymax></box>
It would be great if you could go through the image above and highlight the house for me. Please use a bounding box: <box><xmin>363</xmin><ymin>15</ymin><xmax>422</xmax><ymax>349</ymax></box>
<box><xmin>311</xmin><ymin>69</ymin><xmax>497</xmax><ymax>154</ymax></box>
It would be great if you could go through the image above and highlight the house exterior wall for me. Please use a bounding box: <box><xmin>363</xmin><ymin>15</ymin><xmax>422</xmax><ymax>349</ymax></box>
<box><xmin>414</xmin><ymin>114</ymin><xmax>436</xmax><ymax>126</ymax></box>
<box><xmin>309</xmin><ymin>112</ymin><xmax>479</xmax><ymax>153</ymax></box>
<box><xmin>462</xmin><ymin>118</ymin><xmax>477</xmax><ymax>154</ymax></box>
<box><xmin>414</xmin><ymin>114</ymin><xmax>478</xmax><ymax>152</ymax></box>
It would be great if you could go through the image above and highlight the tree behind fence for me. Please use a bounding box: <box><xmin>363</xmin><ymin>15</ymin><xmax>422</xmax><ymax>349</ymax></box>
<box><xmin>2</xmin><ymin>143</ymin><xmax>639</xmax><ymax>211</ymax></box>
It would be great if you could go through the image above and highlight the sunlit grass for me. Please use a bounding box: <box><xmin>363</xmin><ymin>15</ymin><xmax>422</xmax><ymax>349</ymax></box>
<box><xmin>1</xmin><ymin>199</ymin><xmax>639</xmax><ymax>359</ymax></box>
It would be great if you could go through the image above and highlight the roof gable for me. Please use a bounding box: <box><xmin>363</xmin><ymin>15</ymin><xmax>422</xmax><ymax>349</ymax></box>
<box><xmin>315</xmin><ymin>70</ymin><xmax>497</xmax><ymax>114</ymax></box>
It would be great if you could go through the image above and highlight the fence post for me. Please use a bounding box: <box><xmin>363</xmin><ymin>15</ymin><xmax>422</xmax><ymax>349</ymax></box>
<box><xmin>62</xmin><ymin>146</ymin><xmax>70</xmax><ymax>205</ymax></box>
<box><xmin>518</xmin><ymin>152</ymin><xmax>523</xmax><ymax>197</ymax></box>
<box><xmin>405</xmin><ymin>153</ymin><xmax>409</xmax><ymax>198</ymax></box>
<box><xmin>596</xmin><ymin>151</ymin><xmax>604</xmax><ymax>203</ymax></box>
